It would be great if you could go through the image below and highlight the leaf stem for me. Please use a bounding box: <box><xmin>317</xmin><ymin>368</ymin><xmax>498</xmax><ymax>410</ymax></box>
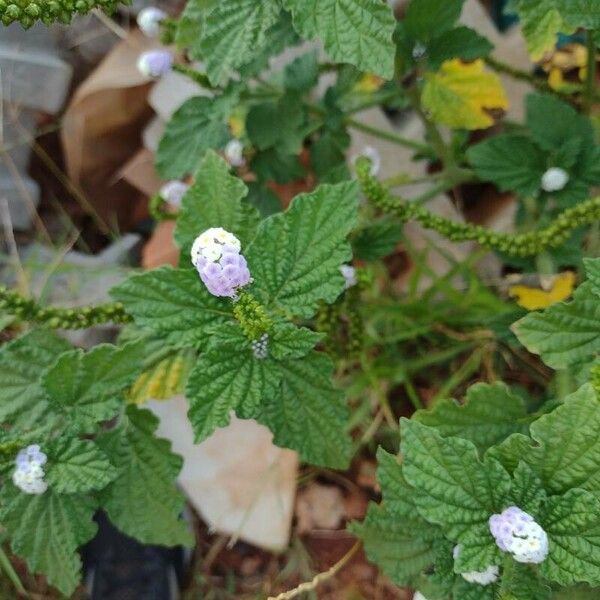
<box><xmin>345</xmin><ymin>117</ymin><xmax>430</xmax><ymax>153</ymax></box>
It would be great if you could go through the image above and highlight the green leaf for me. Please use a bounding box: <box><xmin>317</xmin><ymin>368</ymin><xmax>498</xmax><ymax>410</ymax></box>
<box><xmin>401</xmin><ymin>419</ymin><xmax>510</xmax><ymax>570</ymax></box>
<box><xmin>41</xmin><ymin>342</ymin><xmax>144</xmax><ymax>433</ymax></box>
<box><xmin>350</xmin><ymin>449</ymin><xmax>438</xmax><ymax>586</ymax></box>
<box><xmin>513</xmin><ymin>282</ymin><xmax>600</xmax><ymax>369</ymax></box>
<box><xmin>246</xmin><ymin>182</ymin><xmax>359</xmax><ymax>318</ymax></box>
<box><xmin>282</xmin><ymin>0</ymin><xmax>396</xmax><ymax>78</ymax></box>
<box><xmin>404</xmin><ymin>0</ymin><xmax>464</xmax><ymax>42</ymax></box>
<box><xmin>541</xmin><ymin>488</ymin><xmax>600</xmax><ymax>586</ymax></box>
<box><xmin>427</xmin><ymin>26</ymin><xmax>493</xmax><ymax>70</ymax></box>
<box><xmin>258</xmin><ymin>351</ymin><xmax>352</xmax><ymax>468</ymax></box>
<box><xmin>284</xmin><ymin>50</ymin><xmax>320</xmax><ymax>92</ymax></box>
<box><xmin>555</xmin><ymin>0</ymin><xmax>600</xmax><ymax>29</ymax></box>
<box><xmin>45</xmin><ymin>438</ymin><xmax>115</xmax><ymax>494</ymax></box>
<box><xmin>198</xmin><ymin>0</ymin><xmax>281</xmax><ymax>85</ymax></box>
<box><xmin>186</xmin><ymin>327</ymin><xmax>282</xmax><ymax>442</ymax></box>
<box><xmin>174</xmin><ymin>150</ymin><xmax>258</xmax><ymax>252</ymax></box>
<box><xmin>0</xmin><ymin>487</ymin><xmax>97</xmax><ymax>597</ymax></box>
<box><xmin>413</xmin><ymin>382</ymin><xmax>530</xmax><ymax>453</ymax></box>
<box><xmin>500</xmin><ymin>562</ymin><xmax>552</xmax><ymax>600</ymax></box>
<box><xmin>251</xmin><ymin>148</ymin><xmax>305</xmax><ymax>184</ymax></box>
<box><xmin>96</xmin><ymin>405</ymin><xmax>193</xmax><ymax>547</ymax></box>
<box><xmin>585</xmin><ymin>257</ymin><xmax>600</xmax><ymax>297</ymax></box>
<box><xmin>270</xmin><ymin>321</ymin><xmax>322</xmax><ymax>359</ymax></box>
<box><xmin>489</xmin><ymin>385</ymin><xmax>600</xmax><ymax>495</ymax></box>
<box><xmin>156</xmin><ymin>96</ymin><xmax>233</xmax><ymax>179</ymax></box>
<box><xmin>246</xmin><ymin>182</ymin><xmax>283</xmax><ymax>217</ymax></box>
<box><xmin>508</xmin><ymin>461</ymin><xmax>547</xmax><ymax>515</ymax></box>
<box><xmin>467</xmin><ymin>133</ymin><xmax>547</xmax><ymax>196</ymax></box>
<box><xmin>352</xmin><ymin>218</ymin><xmax>403</xmax><ymax>261</ymax></box>
<box><xmin>111</xmin><ymin>267</ymin><xmax>233</xmax><ymax>349</ymax></box>
<box><xmin>0</xmin><ymin>330</ymin><xmax>70</xmax><ymax>429</ymax></box>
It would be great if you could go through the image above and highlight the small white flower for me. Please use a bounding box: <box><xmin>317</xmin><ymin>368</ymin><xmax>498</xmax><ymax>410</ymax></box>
<box><xmin>13</xmin><ymin>445</ymin><xmax>48</xmax><ymax>495</ymax></box>
<box><xmin>340</xmin><ymin>264</ymin><xmax>357</xmax><ymax>290</ymax></box>
<box><xmin>453</xmin><ymin>545</ymin><xmax>499</xmax><ymax>586</ymax></box>
<box><xmin>136</xmin><ymin>6</ymin><xmax>167</xmax><ymax>37</ymax></box>
<box><xmin>159</xmin><ymin>180</ymin><xmax>189</xmax><ymax>208</ymax></box>
<box><xmin>136</xmin><ymin>49</ymin><xmax>173</xmax><ymax>79</ymax></box>
<box><xmin>541</xmin><ymin>167</ymin><xmax>569</xmax><ymax>192</ymax></box>
<box><xmin>353</xmin><ymin>146</ymin><xmax>381</xmax><ymax>176</ymax></box>
<box><xmin>224</xmin><ymin>139</ymin><xmax>245</xmax><ymax>167</ymax></box>
<box><xmin>412</xmin><ymin>42</ymin><xmax>427</xmax><ymax>59</ymax></box>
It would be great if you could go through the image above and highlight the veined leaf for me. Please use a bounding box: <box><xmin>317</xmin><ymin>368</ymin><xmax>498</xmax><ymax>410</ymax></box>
<box><xmin>585</xmin><ymin>257</ymin><xmax>600</xmax><ymax>297</ymax></box>
<box><xmin>427</xmin><ymin>26</ymin><xmax>493</xmax><ymax>71</ymax></box>
<box><xmin>246</xmin><ymin>182</ymin><xmax>359</xmax><ymax>318</ymax></box>
<box><xmin>0</xmin><ymin>486</ymin><xmax>97</xmax><ymax>597</ymax></box>
<box><xmin>96</xmin><ymin>406</ymin><xmax>193</xmax><ymax>547</ymax></box>
<box><xmin>555</xmin><ymin>0</ymin><xmax>600</xmax><ymax>29</ymax></box>
<box><xmin>422</xmin><ymin>59</ymin><xmax>508</xmax><ymax>130</ymax></box>
<box><xmin>0</xmin><ymin>330</ymin><xmax>70</xmax><ymax>429</ymax></box>
<box><xmin>41</xmin><ymin>341</ymin><xmax>144</xmax><ymax>433</ymax></box>
<box><xmin>174</xmin><ymin>150</ymin><xmax>258</xmax><ymax>253</ymax></box>
<box><xmin>258</xmin><ymin>350</ymin><xmax>352</xmax><ymax>468</ymax></box>
<box><xmin>404</xmin><ymin>0</ymin><xmax>464</xmax><ymax>42</ymax></box>
<box><xmin>413</xmin><ymin>382</ymin><xmax>529</xmax><ymax>453</ymax></box>
<box><xmin>111</xmin><ymin>267</ymin><xmax>234</xmax><ymax>349</ymax></box>
<box><xmin>282</xmin><ymin>0</ymin><xmax>396</xmax><ymax>78</ymax></box>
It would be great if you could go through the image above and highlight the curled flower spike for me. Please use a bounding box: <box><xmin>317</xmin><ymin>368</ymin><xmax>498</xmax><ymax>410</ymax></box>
<box><xmin>224</xmin><ymin>139</ymin><xmax>246</xmax><ymax>167</ymax></box>
<box><xmin>13</xmin><ymin>445</ymin><xmax>48</xmax><ymax>495</ymax></box>
<box><xmin>137</xmin><ymin>6</ymin><xmax>167</xmax><ymax>37</ymax></box>
<box><xmin>159</xmin><ymin>180</ymin><xmax>189</xmax><ymax>208</ymax></box>
<box><xmin>541</xmin><ymin>167</ymin><xmax>569</xmax><ymax>192</ymax></box>
<box><xmin>251</xmin><ymin>333</ymin><xmax>269</xmax><ymax>359</ymax></box>
<box><xmin>191</xmin><ymin>228</ymin><xmax>251</xmax><ymax>297</ymax></box>
<box><xmin>489</xmin><ymin>506</ymin><xmax>549</xmax><ymax>564</ymax></box>
<box><xmin>137</xmin><ymin>49</ymin><xmax>174</xmax><ymax>79</ymax></box>
<box><xmin>353</xmin><ymin>146</ymin><xmax>381</xmax><ymax>176</ymax></box>
<box><xmin>340</xmin><ymin>264</ymin><xmax>357</xmax><ymax>290</ymax></box>
<box><xmin>453</xmin><ymin>545</ymin><xmax>499</xmax><ymax>586</ymax></box>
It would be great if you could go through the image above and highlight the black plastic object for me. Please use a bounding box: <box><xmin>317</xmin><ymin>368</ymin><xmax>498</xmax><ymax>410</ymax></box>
<box><xmin>82</xmin><ymin>512</ymin><xmax>191</xmax><ymax>600</ymax></box>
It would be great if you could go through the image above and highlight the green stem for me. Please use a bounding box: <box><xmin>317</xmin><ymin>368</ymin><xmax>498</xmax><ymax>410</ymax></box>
<box><xmin>345</xmin><ymin>117</ymin><xmax>430</xmax><ymax>153</ymax></box>
<box><xmin>0</xmin><ymin>286</ymin><xmax>131</xmax><ymax>329</ymax></box>
<box><xmin>584</xmin><ymin>29</ymin><xmax>597</xmax><ymax>115</ymax></box>
<box><xmin>0</xmin><ymin>545</ymin><xmax>26</xmax><ymax>596</ymax></box>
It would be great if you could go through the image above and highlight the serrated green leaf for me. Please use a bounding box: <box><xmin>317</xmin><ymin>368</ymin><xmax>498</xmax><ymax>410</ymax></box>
<box><xmin>270</xmin><ymin>321</ymin><xmax>322</xmax><ymax>359</ymax></box>
<box><xmin>508</xmin><ymin>461</ymin><xmax>547</xmax><ymax>515</ymax></box>
<box><xmin>251</xmin><ymin>147</ymin><xmax>305</xmax><ymax>184</ymax></box>
<box><xmin>0</xmin><ymin>330</ymin><xmax>70</xmax><ymax>429</ymax></box>
<box><xmin>186</xmin><ymin>327</ymin><xmax>282</xmax><ymax>442</ymax></box>
<box><xmin>41</xmin><ymin>341</ymin><xmax>144</xmax><ymax>433</ymax></box>
<box><xmin>282</xmin><ymin>0</ymin><xmax>396</xmax><ymax>78</ymax></box>
<box><xmin>513</xmin><ymin>282</ymin><xmax>600</xmax><ymax>369</ymax></box>
<box><xmin>284</xmin><ymin>50</ymin><xmax>319</xmax><ymax>92</ymax></box>
<box><xmin>96</xmin><ymin>405</ymin><xmax>193</xmax><ymax>547</ymax></box>
<box><xmin>174</xmin><ymin>150</ymin><xmax>258</xmax><ymax>252</ymax></box>
<box><xmin>352</xmin><ymin>218</ymin><xmax>403</xmax><ymax>261</ymax></box>
<box><xmin>174</xmin><ymin>0</ymin><xmax>216</xmax><ymax>51</ymax></box>
<box><xmin>156</xmin><ymin>96</ymin><xmax>233</xmax><ymax>179</ymax></box>
<box><xmin>467</xmin><ymin>133</ymin><xmax>546</xmax><ymax>196</ymax></box>
<box><xmin>489</xmin><ymin>385</ymin><xmax>600</xmax><ymax>496</ymax></box>
<box><xmin>199</xmin><ymin>0</ymin><xmax>281</xmax><ymax>85</ymax></box>
<box><xmin>111</xmin><ymin>267</ymin><xmax>233</xmax><ymax>349</ymax></box>
<box><xmin>499</xmin><ymin>561</ymin><xmax>552</xmax><ymax>600</ymax></box>
<box><xmin>246</xmin><ymin>182</ymin><xmax>359</xmax><ymax>318</ymax></box>
<box><xmin>401</xmin><ymin>419</ymin><xmax>510</xmax><ymax>570</ymax></box>
<box><xmin>585</xmin><ymin>257</ymin><xmax>600</xmax><ymax>297</ymax></box>
<box><xmin>404</xmin><ymin>0</ymin><xmax>464</xmax><ymax>42</ymax></box>
<box><xmin>0</xmin><ymin>486</ymin><xmax>97</xmax><ymax>597</ymax></box>
<box><xmin>258</xmin><ymin>351</ymin><xmax>352</xmax><ymax>468</ymax></box>
<box><xmin>452</xmin><ymin>578</ymin><xmax>497</xmax><ymax>600</ymax></box>
<box><xmin>350</xmin><ymin>449</ymin><xmax>438</xmax><ymax>585</ymax></box>
<box><xmin>555</xmin><ymin>0</ymin><xmax>600</xmax><ymax>28</ymax></box>
<box><xmin>413</xmin><ymin>382</ymin><xmax>529</xmax><ymax>453</ymax></box>
<box><xmin>45</xmin><ymin>438</ymin><xmax>115</xmax><ymax>494</ymax></box>
<box><xmin>541</xmin><ymin>488</ymin><xmax>600</xmax><ymax>586</ymax></box>
<box><xmin>427</xmin><ymin>26</ymin><xmax>493</xmax><ymax>71</ymax></box>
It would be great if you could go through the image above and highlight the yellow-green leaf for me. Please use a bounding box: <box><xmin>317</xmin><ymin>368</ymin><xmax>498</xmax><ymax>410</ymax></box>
<box><xmin>422</xmin><ymin>59</ymin><xmax>508</xmax><ymax>130</ymax></box>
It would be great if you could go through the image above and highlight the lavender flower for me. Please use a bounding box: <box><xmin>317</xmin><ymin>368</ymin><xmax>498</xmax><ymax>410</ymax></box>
<box><xmin>137</xmin><ymin>6</ymin><xmax>167</xmax><ymax>37</ymax></box>
<box><xmin>137</xmin><ymin>49</ymin><xmax>173</xmax><ymax>79</ymax></box>
<box><xmin>224</xmin><ymin>139</ymin><xmax>245</xmax><ymax>167</ymax></box>
<box><xmin>453</xmin><ymin>545</ymin><xmax>499</xmax><ymax>585</ymax></box>
<box><xmin>159</xmin><ymin>180</ymin><xmax>189</xmax><ymax>208</ymax></box>
<box><xmin>13</xmin><ymin>445</ymin><xmax>48</xmax><ymax>495</ymax></box>
<box><xmin>541</xmin><ymin>167</ymin><xmax>569</xmax><ymax>192</ymax></box>
<box><xmin>489</xmin><ymin>506</ymin><xmax>549</xmax><ymax>564</ymax></box>
<box><xmin>191</xmin><ymin>228</ymin><xmax>251</xmax><ymax>298</ymax></box>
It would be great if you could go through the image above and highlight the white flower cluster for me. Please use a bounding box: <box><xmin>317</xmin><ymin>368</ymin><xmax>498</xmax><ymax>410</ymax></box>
<box><xmin>159</xmin><ymin>180</ymin><xmax>189</xmax><ymax>208</ymax></box>
<box><xmin>489</xmin><ymin>506</ymin><xmax>549</xmax><ymax>564</ymax></box>
<box><xmin>541</xmin><ymin>167</ymin><xmax>569</xmax><ymax>192</ymax></box>
<box><xmin>251</xmin><ymin>333</ymin><xmax>269</xmax><ymax>360</ymax></box>
<box><xmin>13</xmin><ymin>445</ymin><xmax>48</xmax><ymax>495</ymax></box>
<box><xmin>340</xmin><ymin>264</ymin><xmax>357</xmax><ymax>290</ymax></box>
<box><xmin>224</xmin><ymin>139</ymin><xmax>246</xmax><ymax>167</ymax></box>
<box><xmin>137</xmin><ymin>6</ymin><xmax>167</xmax><ymax>37</ymax></box>
<box><xmin>453</xmin><ymin>545</ymin><xmax>499</xmax><ymax>586</ymax></box>
<box><xmin>191</xmin><ymin>228</ymin><xmax>252</xmax><ymax>297</ymax></box>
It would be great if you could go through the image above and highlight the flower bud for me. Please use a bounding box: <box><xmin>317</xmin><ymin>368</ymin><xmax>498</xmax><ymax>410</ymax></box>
<box><xmin>159</xmin><ymin>180</ymin><xmax>189</xmax><ymax>208</ymax></box>
<box><xmin>137</xmin><ymin>49</ymin><xmax>173</xmax><ymax>79</ymax></box>
<box><xmin>136</xmin><ymin>6</ymin><xmax>167</xmax><ymax>37</ymax></box>
<box><xmin>340</xmin><ymin>264</ymin><xmax>357</xmax><ymax>290</ymax></box>
<box><xmin>224</xmin><ymin>139</ymin><xmax>245</xmax><ymax>167</ymax></box>
<box><xmin>541</xmin><ymin>167</ymin><xmax>569</xmax><ymax>192</ymax></box>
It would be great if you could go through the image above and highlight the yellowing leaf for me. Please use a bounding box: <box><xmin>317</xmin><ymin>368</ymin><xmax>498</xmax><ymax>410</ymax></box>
<box><xmin>422</xmin><ymin>59</ymin><xmax>509</xmax><ymax>130</ymax></box>
<box><xmin>228</xmin><ymin>113</ymin><xmax>246</xmax><ymax>139</ymax></box>
<box><xmin>354</xmin><ymin>73</ymin><xmax>384</xmax><ymax>93</ymax></box>
<box><xmin>128</xmin><ymin>350</ymin><xmax>195</xmax><ymax>405</ymax></box>
<box><xmin>509</xmin><ymin>271</ymin><xmax>576</xmax><ymax>311</ymax></box>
